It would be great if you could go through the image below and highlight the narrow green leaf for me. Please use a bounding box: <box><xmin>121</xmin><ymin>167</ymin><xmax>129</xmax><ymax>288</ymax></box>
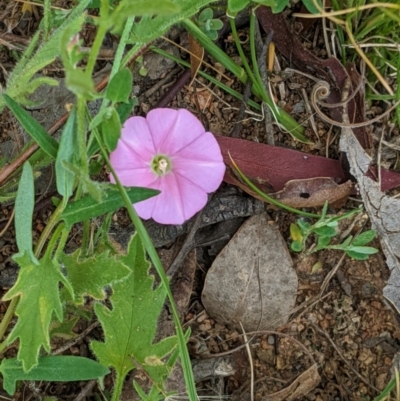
<box><xmin>3</xmin><ymin>254</ymin><xmax>73</xmax><ymax>371</ymax></box>
<box><xmin>352</xmin><ymin>230</ymin><xmax>376</xmax><ymax>246</ymax></box>
<box><xmin>100</xmin><ymin>108</ymin><xmax>122</xmax><ymax>152</ymax></box>
<box><xmin>60</xmin><ymin>249</ymin><xmax>131</xmax><ymax>304</ymax></box>
<box><xmin>3</xmin><ymin>95</ymin><xmax>58</xmax><ymax>159</ymax></box>
<box><xmin>61</xmin><ymin>185</ymin><xmax>159</xmax><ymax>227</ymax></box>
<box><xmin>14</xmin><ymin>162</ymin><xmax>35</xmax><ymax>261</ymax></box>
<box><xmin>346</xmin><ymin>246</ymin><xmax>379</xmax><ymax>255</ymax></box>
<box><xmin>106</xmin><ymin>68</ymin><xmax>132</xmax><ymax>104</ymax></box>
<box><xmin>91</xmin><ymin>234</ymin><xmax>177</xmax><ymax>389</ymax></box>
<box><xmin>0</xmin><ymin>356</ymin><xmax>109</xmax><ymax>395</ymax></box>
<box><xmin>55</xmin><ymin>108</ymin><xmax>78</xmax><ymax>198</ymax></box>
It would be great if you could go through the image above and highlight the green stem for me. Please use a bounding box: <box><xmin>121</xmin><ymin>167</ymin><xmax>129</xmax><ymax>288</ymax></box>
<box><xmin>85</xmin><ymin>22</ymin><xmax>108</xmax><ymax>79</ymax></box>
<box><xmin>229</xmin><ymin>17</ymin><xmax>261</xmax><ymax>94</ymax></box>
<box><xmin>111</xmin><ymin>372</ymin><xmax>125</xmax><ymax>401</ymax></box>
<box><xmin>77</xmin><ymin>96</ymin><xmax>89</xmax><ymax>176</ymax></box>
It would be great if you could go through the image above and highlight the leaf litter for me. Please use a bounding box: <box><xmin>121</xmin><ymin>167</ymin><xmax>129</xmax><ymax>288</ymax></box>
<box><xmin>1</xmin><ymin>2</ymin><xmax>400</xmax><ymax>400</ymax></box>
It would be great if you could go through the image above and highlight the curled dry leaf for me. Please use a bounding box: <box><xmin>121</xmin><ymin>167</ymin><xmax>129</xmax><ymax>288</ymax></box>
<box><xmin>202</xmin><ymin>213</ymin><xmax>298</xmax><ymax>332</ymax></box>
<box><xmin>340</xmin><ymin>127</ymin><xmax>400</xmax><ymax>313</ymax></box>
<box><xmin>271</xmin><ymin>178</ymin><xmax>353</xmax><ymax>208</ymax></box>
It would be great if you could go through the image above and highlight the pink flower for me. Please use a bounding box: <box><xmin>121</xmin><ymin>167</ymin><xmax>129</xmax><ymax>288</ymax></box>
<box><xmin>110</xmin><ymin>108</ymin><xmax>226</xmax><ymax>225</ymax></box>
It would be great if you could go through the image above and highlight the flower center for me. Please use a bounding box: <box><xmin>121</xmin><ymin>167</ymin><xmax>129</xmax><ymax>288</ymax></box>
<box><xmin>151</xmin><ymin>155</ymin><xmax>172</xmax><ymax>176</ymax></box>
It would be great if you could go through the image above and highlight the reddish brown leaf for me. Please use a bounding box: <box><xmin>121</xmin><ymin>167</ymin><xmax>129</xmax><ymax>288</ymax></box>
<box><xmin>216</xmin><ymin>136</ymin><xmax>346</xmax><ymax>191</ymax></box>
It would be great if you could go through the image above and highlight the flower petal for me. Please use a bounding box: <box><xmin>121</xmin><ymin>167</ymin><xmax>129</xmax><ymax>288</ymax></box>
<box><xmin>143</xmin><ymin>173</ymin><xmax>208</xmax><ymax>225</ymax></box>
<box><xmin>147</xmin><ymin>108</ymin><xmax>206</xmax><ymax>155</ymax></box>
<box><xmin>172</xmin><ymin>132</ymin><xmax>225</xmax><ymax>192</ymax></box>
<box><xmin>119</xmin><ymin>116</ymin><xmax>156</xmax><ymax>160</ymax></box>
<box><xmin>110</xmin><ymin>141</ymin><xmax>149</xmax><ymax>171</ymax></box>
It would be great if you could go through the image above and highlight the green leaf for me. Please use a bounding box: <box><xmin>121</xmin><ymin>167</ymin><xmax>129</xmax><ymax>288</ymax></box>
<box><xmin>345</xmin><ymin>250</ymin><xmax>369</xmax><ymax>261</ymax></box>
<box><xmin>60</xmin><ymin>249</ymin><xmax>130</xmax><ymax>304</ymax></box>
<box><xmin>116</xmin><ymin>97</ymin><xmax>137</xmax><ymax>124</ymax></box>
<box><xmin>209</xmin><ymin>19</ymin><xmax>224</xmax><ymax>30</ymax></box>
<box><xmin>3</xmin><ymin>95</ymin><xmax>58</xmax><ymax>159</ymax></box>
<box><xmin>254</xmin><ymin>0</ymin><xmax>289</xmax><ymax>13</ymax></box>
<box><xmin>63</xmin><ymin>162</ymin><xmax>104</xmax><ymax>202</ymax></box>
<box><xmin>14</xmin><ymin>162</ymin><xmax>35</xmax><ymax>261</ymax></box>
<box><xmin>227</xmin><ymin>0</ymin><xmax>250</xmax><ymax>17</ymax></box>
<box><xmin>129</xmin><ymin>0</ymin><xmax>218</xmax><ymax>43</ymax></box>
<box><xmin>55</xmin><ymin>108</ymin><xmax>78</xmax><ymax>198</ymax></box>
<box><xmin>290</xmin><ymin>223</ymin><xmax>303</xmax><ymax>242</ymax></box>
<box><xmin>61</xmin><ymin>185</ymin><xmax>159</xmax><ymax>227</ymax></box>
<box><xmin>3</xmin><ymin>253</ymin><xmax>73</xmax><ymax>371</ymax></box>
<box><xmin>65</xmin><ymin>69</ymin><xmax>96</xmax><ymax>97</ymax></box>
<box><xmin>317</xmin><ymin>235</ymin><xmax>331</xmax><ymax>248</ymax></box>
<box><xmin>297</xmin><ymin>219</ymin><xmax>311</xmax><ymax>233</ymax></box>
<box><xmin>302</xmin><ymin>0</ymin><xmax>323</xmax><ymax>14</ymax></box>
<box><xmin>106</xmin><ymin>68</ymin><xmax>132</xmax><ymax>104</ymax></box>
<box><xmin>0</xmin><ymin>356</ymin><xmax>109</xmax><ymax>395</ymax></box>
<box><xmin>291</xmin><ymin>240</ymin><xmax>303</xmax><ymax>252</ymax></box>
<box><xmin>91</xmin><ymin>234</ymin><xmax>177</xmax><ymax>388</ymax></box>
<box><xmin>198</xmin><ymin>8</ymin><xmax>213</xmax><ymax>22</ymax></box>
<box><xmin>100</xmin><ymin>107</ymin><xmax>122</xmax><ymax>152</ymax></box>
<box><xmin>313</xmin><ymin>226</ymin><xmax>336</xmax><ymax>237</ymax></box>
<box><xmin>50</xmin><ymin>317</ymin><xmax>79</xmax><ymax>340</ymax></box>
<box><xmin>352</xmin><ymin>230</ymin><xmax>376</xmax><ymax>246</ymax></box>
<box><xmin>346</xmin><ymin>246</ymin><xmax>379</xmax><ymax>255</ymax></box>
<box><xmin>1</xmin><ymin>0</ymin><xmax>92</xmax><ymax>109</ymax></box>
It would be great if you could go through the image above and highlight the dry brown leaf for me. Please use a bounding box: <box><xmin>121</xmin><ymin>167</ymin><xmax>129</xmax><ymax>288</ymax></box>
<box><xmin>188</xmin><ymin>33</ymin><xmax>204</xmax><ymax>87</ymax></box>
<box><xmin>202</xmin><ymin>213</ymin><xmax>297</xmax><ymax>332</ymax></box>
<box><xmin>340</xmin><ymin>127</ymin><xmax>400</xmax><ymax>313</ymax></box>
<box><xmin>263</xmin><ymin>363</ymin><xmax>321</xmax><ymax>401</ymax></box>
<box><xmin>271</xmin><ymin>178</ymin><xmax>353</xmax><ymax>208</ymax></box>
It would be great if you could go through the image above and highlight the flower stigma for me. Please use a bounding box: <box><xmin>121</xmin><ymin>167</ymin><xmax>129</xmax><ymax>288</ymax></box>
<box><xmin>151</xmin><ymin>155</ymin><xmax>171</xmax><ymax>176</ymax></box>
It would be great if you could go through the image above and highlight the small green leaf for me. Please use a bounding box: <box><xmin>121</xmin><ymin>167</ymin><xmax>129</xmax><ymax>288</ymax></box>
<box><xmin>65</xmin><ymin>69</ymin><xmax>96</xmax><ymax>97</ymax></box>
<box><xmin>209</xmin><ymin>19</ymin><xmax>224</xmax><ymax>30</ymax></box>
<box><xmin>345</xmin><ymin>250</ymin><xmax>369</xmax><ymax>261</ymax></box>
<box><xmin>317</xmin><ymin>235</ymin><xmax>331</xmax><ymax>248</ymax></box>
<box><xmin>60</xmin><ymin>249</ymin><xmax>131</xmax><ymax>304</ymax></box>
<box><xmin>50</xmin><ymin>317</ymin><xmax>79</xmax><ymax>340</ymax></box>
<box><xmin>3</xmin><ymin>253</ymin><xmax>73</xmax><ymax>371</ymax></box>
<box><xmin>55</xmin><ymin>108</ymin><xmax>78</xmax><ymax>198</ymax></box>
<box><xmin>311</xmin><ymin>261</ymin><xmax>323</xmax><ymax>273</ymax></box>
<box><xmin>100</xmin><ymin>107</ymin><xmax>122</xmax><ymax>152</ymax></box>
<box><xmin>352</xmin><ymin>230</ymin><xmax>376</xmax><ymax>246</ymax></box>
<box><xmin>313</xmin><ymin>226</ymin><xmax>336</xmax><ymax>237</ymax></box>
<box><xmin>227</xmin><ymin>0</ymin><xmax>250</xmax><ymax>17</ymax></box>
<box><xmin>291</xmin><ymin>240</ymin><xmax>303</xmax><ymax>252</ymax></box>
<box><xmin>297</xmin><ymin>219</ymin><xmax>311</xmax><ymax>233</ymax></box>
<box><xmin>61</xmin><ymin>185</ymin><xmax>159</xmax><ymax>227</ymax></box>
<box><xmin>3</xmin><ymin>94</ymin><xmax>58</xmax><ymax>159</ymax></box>
<box><xmin>0</xmin><ymin>356</ymin><xmax>109</xmax><ymax>395</ymax></box>
<box><xmin>106</xmin><ymin>68</ymin><xmax>133</xmax><ymax>104</ymax></box>
<box><xmin>290</xmin><ymin>223</ymin><xmax>303</xmax><ymax>242</ymax></box>
<box><xmin>198</xmin><ymin>7</ymin><xmax>213</xmax><ymax>22</ymax></box>
<box><xmin>302</xmin><ymin>0</ymin><xmax>323</xmax><ymax>14</ymax></box>
<box><xmin>116</xmin><ymin>97</ymin><xmax>137</xmax><ymax>124</ymax></box>
<box><xmin>255</xmin><ymin>0</ymin><xmax>289</xmax><ymax>13</ymax></box>
<box><xmin>14</xmin><ymin>162</ymin><xmax>35</xmax><ymax>261</ymax></box>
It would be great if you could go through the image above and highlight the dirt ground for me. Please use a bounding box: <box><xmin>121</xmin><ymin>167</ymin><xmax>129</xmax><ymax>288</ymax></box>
<box><xmin>1</xmin><ymin>2</ymin><xmax>400</xmax><ymax>400</ymax></box>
